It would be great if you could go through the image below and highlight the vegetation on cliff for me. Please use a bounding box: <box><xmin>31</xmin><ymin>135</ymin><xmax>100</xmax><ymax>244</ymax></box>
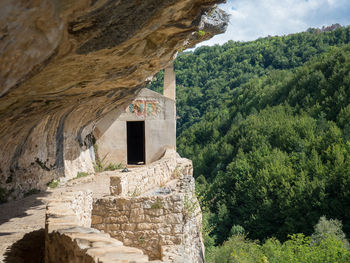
<box><xmin>149</xmin><ymin>25</ymin><xmax>350</xmax><ymax>260</ymax></box>
<box><xmin>206</xmin><ymin>216</ymin><xmax>350</xmax><ymax>262</ymax></box>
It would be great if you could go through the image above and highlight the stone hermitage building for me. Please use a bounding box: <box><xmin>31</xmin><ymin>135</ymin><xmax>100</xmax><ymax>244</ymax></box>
<box><xmin>94</xmin><ymin>63</ymin><xmax>177</xmax><ymax>167</ymax></box>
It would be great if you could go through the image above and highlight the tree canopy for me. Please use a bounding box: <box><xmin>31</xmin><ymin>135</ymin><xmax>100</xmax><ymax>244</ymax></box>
<box><xmin>149</xmin><ymin>26</ymin><xmax>350</xmax><ymax>245</ymax></box>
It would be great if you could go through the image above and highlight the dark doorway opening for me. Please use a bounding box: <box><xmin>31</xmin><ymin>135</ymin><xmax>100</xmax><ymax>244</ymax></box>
<box><xmin>127</xmin><ymin>121</ymin><xmax>145</xmax><ymax>165</ymax></box>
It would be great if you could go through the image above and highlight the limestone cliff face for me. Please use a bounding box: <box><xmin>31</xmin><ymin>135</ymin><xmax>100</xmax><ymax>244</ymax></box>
<box><xmin>0</xmin><ymin>0</ymin><xmax>228</xmax><ymax>199</ymax></box>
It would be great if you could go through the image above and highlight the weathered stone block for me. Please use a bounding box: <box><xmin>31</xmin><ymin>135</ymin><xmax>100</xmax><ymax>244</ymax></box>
<box><xmin>130</xmin><ymin>208</ymin><xmax>144</xmax><ymax>218</ymax></box>
<box><xmin>121</xmin><ymin>223</ymin><xmax>136</xmax><ymax>231</ymax></box>
<box><xmin>112</xmin><ymin>215</ymin><xmax>129</xmax><ymax>224</ymax></box>
<box><xmin>148</xmin><ymin>215</ymin><xmax>165</xmax><ymax>223</ymax></box>
<box><xmin>131</xmin><ymin>214</ymin><xmax>146</xmax><ymax>223</ymax></box>
<box><xmin>106</xmin><ymin>224</ymin><xmax>120</xmax><ymax>231</ymax></box>
<box><xmin>131</xmin><ymin>202</ymin><xmax>143</xmax><ymax>209</ymax></box>
<box><xmin>91</xmin><ymin>215</ymin><xmax>103</xmax><ymax>224</ymax></box>
<box><xmin>146</xmin><ymin>209</ymin><xmax>164</xmax><ymax>216</ymax></box>
<box><xmin>157</xmin><ymin>227</ymin><xmax>172</xmax><ymax>235</ymax></box>
<box><xmin>165</xmin><ymin>214</ymin><xmax>183</xmax><ymax>224</ymax></box>
<box><xmin>172</xmin><ymin>224</ymin><xmax>183</xmax><ymax>234</ymax></box>
<box><xmin>173</xmin><ymin>202</ymin><xmax>184</xmax><ymax>213</ymax></box>
<box><xmin>137</xmin><ymin>223</ymin><xmax>153</xmax><ymax>231</ymax></box>
<box><xmin>171</xmin><ymin>194</ymin><xmax>183</xmax><ymax>202</ymax></box>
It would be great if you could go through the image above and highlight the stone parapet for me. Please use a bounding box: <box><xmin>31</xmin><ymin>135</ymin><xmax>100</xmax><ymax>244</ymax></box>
<box><xmin>46</xmin><ymin>226</ymin><xmax>151</xmax><ymax>263</ymax></box>
<box><xmin>44</xmin><ymin>154</ymin><xmax>202</xmax><ymax>263</ymax></box>
<box><xmin>110</xmin><ymin>150</ymin><xmax>179</xmax><ymax>196</ymax></box>
<box><xmin>93</xmin><ymin>158</ymin><xmax>204</xmax><ymax>263</ymax></box>
<box><xmin>45</xmin><ymin>190</ymin><xmax>93</xmax><ymax>233</ymax></box>
<box><xmin>45</xmin><ymin>190</ymin><xmax>153</xmax><ymax>263</ymax></box>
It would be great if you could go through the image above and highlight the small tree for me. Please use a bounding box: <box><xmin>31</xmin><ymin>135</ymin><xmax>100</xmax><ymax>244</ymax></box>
<box><xmin>230</xmin><ymin>225</ymin><xmax>245</xmax><ymax>236</ymax></box>
<box><xmin>311</xmin><ymin>216</ymin><xmax>350</xmax><ymax>250</ymax></box>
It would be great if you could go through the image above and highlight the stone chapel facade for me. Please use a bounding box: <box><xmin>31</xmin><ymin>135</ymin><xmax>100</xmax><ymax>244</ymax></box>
<box><xmin>94</xmin><ymin>63</ymin><xmax>176</xmax><ymax>166</ymax></box>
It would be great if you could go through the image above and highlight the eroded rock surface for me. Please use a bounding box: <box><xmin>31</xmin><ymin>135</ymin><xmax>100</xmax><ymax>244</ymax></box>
<box><xmin>0</xmin><ymin>0</ymin><xmax>228</xmax><ymax>199</ymax></box>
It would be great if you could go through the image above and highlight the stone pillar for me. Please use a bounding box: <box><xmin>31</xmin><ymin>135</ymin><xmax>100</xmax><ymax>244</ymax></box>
<box><xmin>163</xmin><ymin>62</ymin><xmax>176</xmax><ymax>143</ymax></box>
<box><xmin>163</xmin><ymin>62</ymin><xmax>176</xmax><ymax>101</ymax></box>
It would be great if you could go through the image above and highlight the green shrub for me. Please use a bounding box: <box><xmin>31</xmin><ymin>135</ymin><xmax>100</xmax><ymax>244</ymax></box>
<box><xmin>230</xmin><ymin>225</ymin><xmax>245</xmax><ymax>236</ymax></box>
<box><xmin>208</xmin><ymin>233</ymin><xmax>350</xmax><ymax>263</ymax></box>
<box><xmin>92</xmin><ymin>151</ymin><xmax>123</xmax><ymax>172</ymax></box>
<box><xmin>93</xmin><ymin>142</ymin><xmax>104</xmax><ymax>172</ymax></box>
<box><xmin>93</xmin><ymin>159</ymin><xmax>104</xmax><ymax>173</ymax></box>
<box><xmin>150</xmin><ymin>199</ymin><xmax>163</xmax><ymax>209</ymax></box>
<box><xmin>183</xmin><ymin>194</ymin><xmax>199</xmax><ymax>221</ymax></box>
<box><xmin>48</xmin><ymin>179</ymin><xmax>59</xmax><ymax>189</ymax></box>
<box><xmin>210</xmin><ymin>235</ymin><xmax>266</xmax><ymax>263</ymax></box>
<box><xmin>198</xmin><ymin>30</ymin><xmax>206</xmax><ymax>37</ymax></box>
<box><xmin>104</xmin><ymin>163</ymin><xmax>123</xmax><ymax>171</ymax></box>
<box><xmin>76</xmin><ymin>172</ymin><xmax>89</xmax><ymax>178</ymax></box>
<box><xmin>263</xmin><ymin>233</ymin><xmax>350</xmax><ymax>263</ymax></box>
<box><xmin>130</xmin><ymin>186</ymin><xmax>141</xmax><ymax>197</ymax></box>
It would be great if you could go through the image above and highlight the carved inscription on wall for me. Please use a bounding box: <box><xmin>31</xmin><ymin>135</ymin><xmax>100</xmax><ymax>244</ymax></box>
<box><xmin>126</xmin><ymin>100</ymin><xmax>159</xmax><ymax>117</ymax></box>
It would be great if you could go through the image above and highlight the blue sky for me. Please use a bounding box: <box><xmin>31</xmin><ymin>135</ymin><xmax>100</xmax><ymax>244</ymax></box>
<box><xmin>199</xmin><ymin>0</ymin><xmax>350</xmax><ymax>46</ymax></box>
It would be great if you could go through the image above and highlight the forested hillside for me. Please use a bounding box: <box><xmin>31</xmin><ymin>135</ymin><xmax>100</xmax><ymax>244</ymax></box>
<box><xmin>149</xmin><ymin>26</ymin><xmax>350</xmax><ymax>260</ymax></box>
<box><xmin>149</xmin><ymin>25</ymin><xmax>350</xmax><ymax>135</ymax></box>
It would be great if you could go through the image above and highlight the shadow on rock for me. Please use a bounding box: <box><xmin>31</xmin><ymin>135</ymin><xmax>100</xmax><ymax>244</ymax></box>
<box><xmin>3</xmin><ymin>228</ymin><xmax>45</xmax><ymax>263</ymax></box>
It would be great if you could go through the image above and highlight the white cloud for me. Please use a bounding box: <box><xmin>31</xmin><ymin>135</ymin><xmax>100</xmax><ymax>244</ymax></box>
<box><xmin>196</xmin><ymin>0</ymin><xmax>350</xmax><ymax>47</ymax></box>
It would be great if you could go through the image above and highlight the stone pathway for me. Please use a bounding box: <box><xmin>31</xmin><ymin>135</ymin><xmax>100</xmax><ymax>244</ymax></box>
<box><xmin>0</xmin><ymin>192</ymin><xmax>47</xmax><ymax>263</ymax></box>
<box><xmin>0</xmin><ymin>172</ymin><xmax>112</xmax><ymax>263</ymax></box>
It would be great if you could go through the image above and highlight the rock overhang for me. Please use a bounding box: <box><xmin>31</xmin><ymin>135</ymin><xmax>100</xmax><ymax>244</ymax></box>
<box><xmin>0</xmin><ymin>0</ymin><xmax>229</xmax><ymax>199</ymax></box>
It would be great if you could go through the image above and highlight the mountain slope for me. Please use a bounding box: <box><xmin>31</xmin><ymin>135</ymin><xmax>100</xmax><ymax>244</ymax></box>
<box><xmin>150</xmin><ymin>26</ymin><xmax>350</xmax><ymax>243</ymax></box>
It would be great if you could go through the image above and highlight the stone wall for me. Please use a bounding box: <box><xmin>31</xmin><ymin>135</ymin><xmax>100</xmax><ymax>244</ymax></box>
<box><xmin>110</xmin><ymin>150</ymin><xmax>178</xmax><ymax>196</ymax></box>
<box><xmin>46</xmin><ymin>190</ymin><xmax>93</xmax><ymax>233</ymax></box>
<box><xmin>92</xmin><ymin>160</ymin><xmax>204</xmax><ymax>263</ymax></box>
<box><xmin>46</xmin><ymin>227</ymin><xmax>150</xmax><ymax>263</ymax></box>
<box><xmin>45</xmin><ymin>190</ymin><xmax>151</xmax><ymax>263</ymax></box>
<box><xmin>44</xmin><ymin>156</ymin><xmax>203</xmax><ymax>263</ymax></box>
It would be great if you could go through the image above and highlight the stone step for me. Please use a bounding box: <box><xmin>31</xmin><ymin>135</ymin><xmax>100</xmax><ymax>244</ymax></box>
<box><xmin>58</xmin><ymin>228</ymin><xmax>150</xmax><ymax>262</ymax></box>
<box><xmin>67</xmin><ymin>232</ymin><xmax>120</xmax><ymax>243</ymax></box>
<box><xmin>96</xmin><ymin>252</ymin><xmax>149</xmax><ymax>263</ymax></box>
<box><xmin>87</xmin><ymin>246</ymin><xmax>145</xmax><ymax>256</ymax></box>
<box><xmin>87</xmin><ymin>246</ymin><xmax>149</xmax><ymax>263</ymax></box>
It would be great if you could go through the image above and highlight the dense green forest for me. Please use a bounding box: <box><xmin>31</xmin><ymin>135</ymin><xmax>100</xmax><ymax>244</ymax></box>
<box><xmin>149</xmin><ymin>26</ymin><xmax>350</xmax><ymax>261</ymax></box>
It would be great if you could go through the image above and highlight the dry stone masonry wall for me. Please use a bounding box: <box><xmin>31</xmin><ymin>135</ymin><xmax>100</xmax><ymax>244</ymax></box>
<box><xmin>92</xmin><ymin>158</ymin><xmax>204</xmax><ymax>262</ymax></box>
<box><xmin>45</xmin><ymin>190</ymin><xmax>153</xmax><ymax>263</ymax></box>
<box><xmin>46</xmin><ymin>190</ymin><xmax>93</xmax><ymax>233</ymax></box>
<box><xmin>45</xmin><ymin>155</ymin><xmax>203</xmax><ymax>263</ymax></box>
<box><xmin>110</xmin><ymin>150</ymin><xmax>178</xmax><ymax>196</ymax></box>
